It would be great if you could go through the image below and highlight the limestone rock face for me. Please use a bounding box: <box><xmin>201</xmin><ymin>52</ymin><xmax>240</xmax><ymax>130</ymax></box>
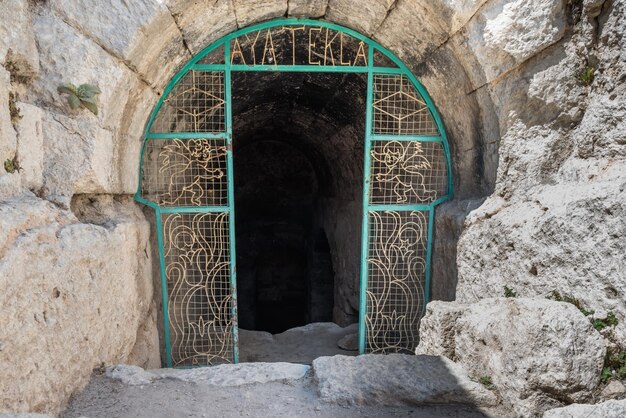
<box><xmin>326</xmin><ymin>0</ymin><xmax>394</xmax><ymax>36</ymax></box>
<box><xmin>232</xmin><ymin>0</ymin><xmax>288</xmax><ymax>28</ymax></box>
<box><xmin>417</xmin><ymin>298</ymin><xmax>606</xmax><ymax>417</ymax></box>
<box><xmin>14</xmin><ymin>102</ymin><xmax>44</xmax><ymax>192</ymax></box>
<box><xmin>0</xmin><ymin>0</ymin><xmax>624</xmax><ymax>415</ymax></box>
<box><xmin>312</xmin><ymin>354</ymin><xmax>498</xmax><ymax>407</ymax></box>
<box><xmin>0</xmin><ymin>66</ymin><xmax>16</xmax><ymax>171</ymax></box>
<box><xmin>167</xmin><ymin>0</ymin><xmax>238</xmax><ymax>55</ymax></box>
<box><xmin>415</xmin><ymin>300</ymin><xmax>466</xmax><ymax>359</ymax></box>
<box><xmin>0</xmin><ymin>194</ymin><xmax>157</xmax><ymax>415</ymax></box>
<box><xmin>41</xmin><ymin>113</ymin><xmax>115</xmax><ymax>207</ymax></box>
<box><xmin>543</xmin><ymin>399</ymin><xmax>626</xmax><ymax>418</ymax></box>
<box><xmin>452</xmin><ymin>0</ymin><xmax>566</xmax><ymax>87</ymax></box>
<box><xmin>49</xmin><ymin>0</ymin><xmax>190</xmax><ymax>90</ymax></box>
<box><xmin>456</xmin><ymin>0</ymin><xmax>626</xmax><ymax>348</ymax></box>
<box><xmin>0</xmin><ymin>0</ymin><xmax>40</xmax><ymax>77</ymax></box>
<box><xmin>288</xmin><ymin>0</ymin><xmax>328</xmax><ymax>18</ymax></box>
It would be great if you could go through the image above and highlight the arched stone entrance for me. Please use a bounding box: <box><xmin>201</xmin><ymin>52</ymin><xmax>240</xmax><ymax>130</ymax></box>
<box><xmin>136</xmin><ymin>19</ymin><xmax>452</xmax><ymax>367</ymax></box>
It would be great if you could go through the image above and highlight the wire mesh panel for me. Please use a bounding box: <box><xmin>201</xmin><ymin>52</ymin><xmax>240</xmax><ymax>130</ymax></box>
<box><xmin>161</xmin><ymin>211</ymin><xmax>234</xmax><ymax>366</ymax></box>
<box><xmin>372</xmin><ymin>75</ymin><xmax>438</xmax><ymax>135</ymax></box>
<box><xmin>365</xmin><ymin>210</ymin><xmax>428</xmax><ymax>354</ymax></box>
<box><xmin>151</xmin><ymin>71</ymin><xmax>225</xmax><ymax>133</ymax></box>
<box><xmin>141</xmin><ymin>138</ymin><xmax>228</xmax><ymax>207</ymax></box>
<box><xmin>369</xmin><ymin>140</ymin><xmax>447</xmax><ymax>204</ymax></box>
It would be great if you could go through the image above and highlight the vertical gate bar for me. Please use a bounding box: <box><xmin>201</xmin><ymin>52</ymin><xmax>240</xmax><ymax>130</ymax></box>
<box><xmin>224</xmin><ymin>39</ymin><xmax>239</xmax><ymax>363</ymax></box>
<box><xmin>155</xmin><ymin>207</ymin><xmax>173</xmax><ymax>367</ymax></box>
<box><xmin>424</xmin><ymin>207</ymin><xmax>435</xmax><ymax>309</ymax></box>
<box><xmin>358</xmin><ymin>45</ymin><xmax>375</xmax><ymax>355</ymax></box>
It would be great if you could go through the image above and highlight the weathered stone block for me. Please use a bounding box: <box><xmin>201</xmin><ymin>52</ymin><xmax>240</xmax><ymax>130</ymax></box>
<box><xmin>50</xmin><ymin>0</ymin><xmax>190</xmax><ymax>89</ymax></box>
<box><xmin>41</xmin><ymin>112</ymin><xmax>114</xmax><ymax>207</ymax></box>
<box><xmin>232</xmin><ymin>0</ymin><xmax>288</xmax><ymax>28</ymax></box>
<box><xmin>288</xmin><ymin>0</ymin><xmax>328</xmax><ymax>17</ymax></box>
<box><xmin>312</xmin><ymin>354</ymin><xmax>498</xmax><ymax>407</ymax></box>
<box><xmin>543</xmin><ymin>399</ymin><xmax>626</xmax><ymax>418</ymax></box>
<box><xmin>326</xmin><ymin>0</ymin><xmax>393</xmax><ymax>36</ymax></box>
<box><xmin>374</xmin><ymin>0</ymin><xmax>448</xmax><ymax>63</ymax></box>
<box><xmin>0</xmin><ymin>0</ymin><xmax>40</xmax><ymax>77</ymax></box>
<box><xmin>0</xmin><ymin>194</ymin><xmax>154</xmax><ymax>415</ymax></box>
<box><xmin>167</xmin><ymin>0</ymin><xmax>238</xmax><ymax>55</ymax></box>
<box><xmin>31</xmin><ymin>9</ymin><xmax>135</xmax><ymax>128</ymax></box>
<box><xmin>0</xmin><ymin>66</ymin><xmax>16</xmax><ymax>165</ymax></box>
<box><xmin>15</xmin><ymin>102</ymin><xmax>44</xmax><ymax>191</ymax></box>
<box><xmin>452</xmin><ymin>0</ymin><xmax>567</xmax><ymax>88</ymax></box>
<box><xmin>415</xmin><ymin>301</ymin><xmax>466</xmax><ymax>358</ymax></box>
<box><xmin>419</xmin><ymin>298</ymin><xmax>606</xmax><ymax>417</ymax></box>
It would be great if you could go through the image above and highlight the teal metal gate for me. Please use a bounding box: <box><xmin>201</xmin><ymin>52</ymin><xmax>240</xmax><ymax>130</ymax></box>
<box><xmin>136</xmin><ymin>19</ymin><xmax>452</xmax><ymax>367</ymax></box>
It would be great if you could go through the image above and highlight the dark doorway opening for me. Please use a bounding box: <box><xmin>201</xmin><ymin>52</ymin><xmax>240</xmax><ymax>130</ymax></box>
<box><xmin>232</xmin><ymin>71</ymin><xmax>366</xmax><ymax>334</ymax></box>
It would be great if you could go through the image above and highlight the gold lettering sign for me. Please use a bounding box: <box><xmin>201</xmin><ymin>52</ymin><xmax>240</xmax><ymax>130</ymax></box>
<box><xmin>230</xmin><ymin>26</ymin><xmax>368</xmax><ymax>67</ymax></box>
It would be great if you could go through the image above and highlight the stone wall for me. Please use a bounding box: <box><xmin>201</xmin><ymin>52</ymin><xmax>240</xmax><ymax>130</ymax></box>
<box><xmin>0</xmin><ymin>0</ymin><xmax>624</xmax><ymax>415</ymax></box>
<box><xmin>455</xmin><ymin>0</ymin><xmax>626</xmax><ymax>344</ymax></box>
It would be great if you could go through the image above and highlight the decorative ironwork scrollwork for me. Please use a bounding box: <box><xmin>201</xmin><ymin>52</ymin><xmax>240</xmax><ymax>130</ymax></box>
<box><xmin>142</xmin><ymin>138</ymin><xmax>228</xmax><ymax>207</ymax></box>
<box><xmin>162</xmin><ymin>212</ymin><xmax>234</xmax><ymax>366</ymax></box>
<box><xmin>370</xmin><ymin>140</ymin><xmax>447</xmax><ymax>204</ymax></box>
<box><xmin>365</xmin><ymin>210</ymin><xmax>427</xmax><ymax>354</ymax></box>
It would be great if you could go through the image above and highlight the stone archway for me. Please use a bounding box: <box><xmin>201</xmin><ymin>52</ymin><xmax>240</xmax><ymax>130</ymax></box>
<box><xmin>0</xmin><ymin>0</ymin><xmax>507</xmax><ymax>411</ymax></box>
<box><xmin>136</xmin><ymin>19</ymin><xmax>453</xmax><ymax>367</ymax></box>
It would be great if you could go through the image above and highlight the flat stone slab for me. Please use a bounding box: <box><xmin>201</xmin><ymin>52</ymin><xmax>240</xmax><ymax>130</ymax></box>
<box><xmin>543</xmin><ymin>399</ymin><xmax>626</xmax><ymax>418</ymax></box>
<box><xmin>107</xmin><ymin>362</ymin><xmax>310</xmax><ymax>387</ymax></box>
<box><xmin>312</xmin><ymin>354</ymin><xmax>498</xmax><ymax>407</ymax></box>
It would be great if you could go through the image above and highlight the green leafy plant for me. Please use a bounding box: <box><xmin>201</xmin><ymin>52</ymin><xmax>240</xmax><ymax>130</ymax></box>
<box><xmin>546</xmin><ymin>291</ymin><xmax>594</xmax><ymax>316</ymax></box>
<box><xmin>503</xmin><ymin>286</ymin><xmax>517</xmax><ymax>298</ymax></box>
<box><xmin>8</xmin><ymin>92</ymin><xmax>21</xmax><ymax>127</ymax></box>
<box><xmin>57</xmin><ymin>83</ymin><xmax>101</xmax><ymax>115</ymax></box>
<box><xmin>4</xmin><ymin>156</ymin><xmax>19</xmax><ymax>174</ymax></box>
<box><xmin>593</xmin><ymin>312</ymin><xmax>619</xmax><ymax>331</ymax></box>
<box><xmin>578</xmin><ymin>66</ymin><xmax>595</xmax><ymax>86</ymax></box>
<box><xmin>479</xmin><ymin>376</ymin><xmax>495</xmax><ymax>389</ymax></box>
<box><xmin>601</xmin><ymin>349</ymin><xmax>626</xmax><ymax>383</ymax></box>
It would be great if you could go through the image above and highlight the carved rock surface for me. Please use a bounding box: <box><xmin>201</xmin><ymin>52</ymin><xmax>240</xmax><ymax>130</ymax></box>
<box><xmin>0</xmin><ymin>194</ymin><xmax>157</xmax><ymax>415</ymax></box>
<box><xmin>417</xmin><ymin>298</ymin><xmax>606</xmax><ymax>417</ymax></box>
<box><xmin>456</xmin><ymin>0</ymin><xmax>626</xmax><ymax>349</ymax></box>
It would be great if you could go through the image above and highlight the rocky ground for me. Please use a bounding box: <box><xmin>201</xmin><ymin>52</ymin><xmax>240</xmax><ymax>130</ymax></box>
<box><xmin>62</xmin><ymin>356</ymin><xmax>502</xmax><ymax>418</ymax></box>
<box><xmin>239</xmin><ymin>322</ymin><xmax>359</xmax><ymax>363</ymax></box>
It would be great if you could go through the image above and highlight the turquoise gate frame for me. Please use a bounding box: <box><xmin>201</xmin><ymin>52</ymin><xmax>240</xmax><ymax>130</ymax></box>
<box><xmin>136</xmin><ymin>18</ymin><xmax>453</xmax><ymax>367</ymax></box>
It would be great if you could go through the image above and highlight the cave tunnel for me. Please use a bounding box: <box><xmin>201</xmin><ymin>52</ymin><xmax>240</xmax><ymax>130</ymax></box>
<box><xmin>232</xmin><ymin>71</ymin><xmax>367</xmax><ymax>333</ymax></box>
